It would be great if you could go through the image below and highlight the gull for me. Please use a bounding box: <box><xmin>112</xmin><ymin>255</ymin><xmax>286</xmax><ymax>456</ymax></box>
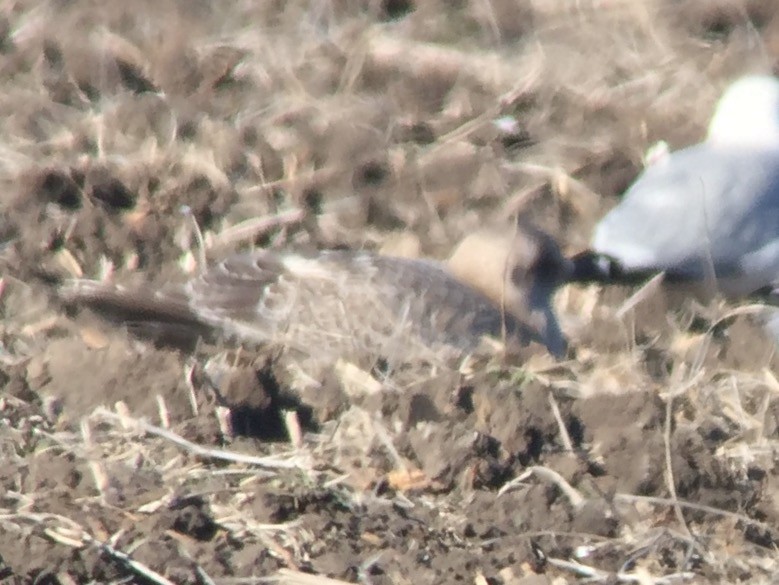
<box><xmin>61</xmin><ymin>223</ymin><xmax>572</xmax><ymax>361</ymax></box>
<box><xmin>571</xmin><ymin>75</ymin><xmax>779</xmax><ymax>299</ymax></box>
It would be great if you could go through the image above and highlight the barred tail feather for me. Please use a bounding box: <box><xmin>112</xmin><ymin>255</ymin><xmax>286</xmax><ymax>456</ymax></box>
<box><xmin>60</xmin><ymin>280</ymin><xmax>211</xmax><ymax>344</ymax></box>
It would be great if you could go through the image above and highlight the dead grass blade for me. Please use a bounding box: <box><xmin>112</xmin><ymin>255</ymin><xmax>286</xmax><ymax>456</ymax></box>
<box><xmin>209</xmin><ymin>208</ymin><xmax>306</xmax><ymax>253</ymax></box>
<box><xmin>0</xmin><ymin>512</ymin><xmax>181</xmax><ymax>585</ymax></box>
<box><xmin>264</xmin><ymin>568</ymin><xmax>355</xmax><ymax>585</ymax></box>
<box><xmin>93</xmin><ymin>407</ymin><xmax>310</xmax><ymax>470</ymax></box>
<box><xmin>616</xmin><ymin>272</ymin><xmax>665</xmax><ymax>319</ymax></box>
<box><xmin>614</xmin><ymin>493</ymin><xmax>773</xmax><ymax>533</ymax></box>
<box><xmin>499</xmin><ymin>465</ymin><xmax>585</xmax><ymax>510</ymax></box>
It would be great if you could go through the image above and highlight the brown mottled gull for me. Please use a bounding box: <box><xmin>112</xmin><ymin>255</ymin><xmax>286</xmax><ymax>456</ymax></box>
<box><xmin>61</xmin><ymin>224</ymin><xmax>571</xmax><ymax>360</ymax></box>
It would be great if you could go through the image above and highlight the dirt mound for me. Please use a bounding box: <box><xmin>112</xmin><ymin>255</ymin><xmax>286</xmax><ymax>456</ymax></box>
<box><xmin>2</xmin><ymin>1</ymin><xmax>779</xmax><ymax>583</ymax></box>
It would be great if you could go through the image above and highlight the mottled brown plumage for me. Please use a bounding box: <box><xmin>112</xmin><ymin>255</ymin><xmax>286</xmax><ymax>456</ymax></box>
<box><xmin>61</xmin><ymin>225</ymin><xmax>571</xmax><ymax>360</ymax></box>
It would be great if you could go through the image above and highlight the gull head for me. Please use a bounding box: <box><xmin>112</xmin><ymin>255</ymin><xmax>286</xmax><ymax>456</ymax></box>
<box><xmin>707</xmin><ymin>75</ymin><xmax>779</xmax><ymax>147</ymax></box>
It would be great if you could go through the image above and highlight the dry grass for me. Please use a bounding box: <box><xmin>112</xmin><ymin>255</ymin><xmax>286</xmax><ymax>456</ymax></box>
<box><xmin>2</xmin><ymin>0</ymin><xmax>779</xmax><ymax>583</ymax></box>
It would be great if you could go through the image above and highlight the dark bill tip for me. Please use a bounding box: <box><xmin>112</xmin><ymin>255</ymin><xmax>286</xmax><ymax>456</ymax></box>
<box><xmin>569</xmin><ymin>250</ymin><xmax>616</xmax><ymax>283</ymax></box>
<box><xmin>569</xmin><ymin>250</ymin><xmax>665</xmax><ymax>286</ymax></box>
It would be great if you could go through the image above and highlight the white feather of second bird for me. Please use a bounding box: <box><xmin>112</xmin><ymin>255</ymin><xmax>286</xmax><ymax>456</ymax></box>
<box><xmin>592</xmin><ymin>75</ymin><xmax>779</xmax><ymax>297</ymax></box>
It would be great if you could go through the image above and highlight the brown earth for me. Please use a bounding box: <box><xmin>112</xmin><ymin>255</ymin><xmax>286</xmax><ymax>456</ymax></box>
<box><xmin>3</xmin><ymin>1</ymin><xmax>779</xmax><ymax>583</ymax></box>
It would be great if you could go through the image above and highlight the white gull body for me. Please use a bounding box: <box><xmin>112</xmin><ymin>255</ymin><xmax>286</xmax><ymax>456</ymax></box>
<box><xmin>590</xmin><ymin>75</ymin><xmax>779</xmax><ymax>298</ymax></box>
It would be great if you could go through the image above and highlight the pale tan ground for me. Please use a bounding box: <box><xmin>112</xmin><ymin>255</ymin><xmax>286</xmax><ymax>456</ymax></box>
<box><xmin>3</xmin><ymin>1</ymin><xmax>779</xmax><ymax>583</ymax></box>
